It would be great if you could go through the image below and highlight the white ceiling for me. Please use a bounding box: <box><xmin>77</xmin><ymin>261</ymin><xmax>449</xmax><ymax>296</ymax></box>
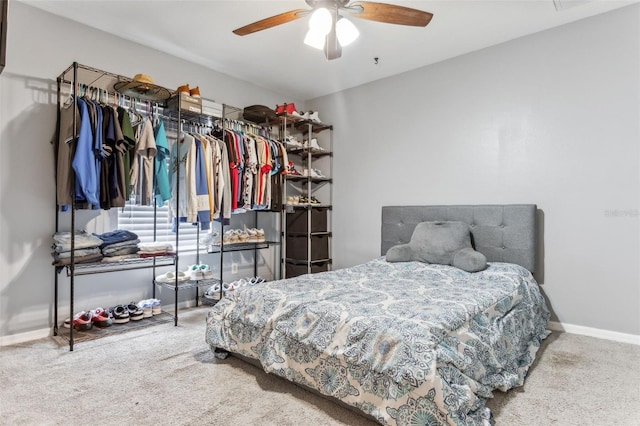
<box><xmin>22</xmin><ymin>0</ymin><xmax>637</xmax><ymax>100</ymax></box>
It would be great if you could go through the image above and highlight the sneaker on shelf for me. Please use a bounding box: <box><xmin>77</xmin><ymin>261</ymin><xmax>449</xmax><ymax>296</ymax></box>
<box><xmin>109</xmin><ymin>305</ymin><xmax>130</xmax><ymax>324</ymax></box>
<box><xmin>150</xmin><ymin>299</ymin><xmax>162</xmax><ymax>315</ymax></box>
<box><xmin>72</xmin><ymin>311</ymin><xmax>93</xmax><ymax>331</ymax></box>
<box><xmin>313</xmin><ymin>168</ymin><xmax>326</xmax><ymax>178</ymax></box>
<box><xmin>127</xmin><ymin>303</ymin><xmax>144</xmax><ymax>321</ymax></box>
<box><xmin>186</xmin><ymin>264</ymin><xmax>204</xmax><ymax>280</ymax></box>
<box><xmin>303</xmin><ymin>138</ymin><xmax>324</xmax><ymax>152</ymax></box>
<box><xmin>287</xmin><ymin>162</ymin><xmax>302</xmax><ymax>176</ymax></box>
<box><xmin>284</xmin><ymin>103</ymin><xmax>298</xmax><ymax>115</ymax></box>
<box><xmin>199</xmin><ymin>264</ymin><xmax>214</xmax><ymax>280</ymax></box>
<box><xmin>137</xmin><ymin>300</ymin><xmax>153</xmax><ymax>318</ymax></box>
<box><xmin>177</xmin><ymin>84</ymin><xmax>190</xmax><ymax>94</ymax></box>
<box><xmin>309</xmin><ymin>196</ymin><xmax>322</xmax><ymax>205</ymax></box>
<box><xmin>204</xmin><ymin>284</ymin><xmax>221</xmax><ymax>301</ymax></box>
<box><xmin>284</xmin><ymin>136</ymin><xmax>302</xmax><ymax>148</ymax></box>
<box><xmin>63</xmin><ymin>311</ymin><xmax>93</xmax><ymax>330</ymax></box>
<box><xmin>287</xmin><ymin>195</ymin><xmax>300</xmax><ymax>205</ymax></box>
<box><xmin>275</xmin><ymin>104</ymin><xmax>285</xmax><ymax>114</ymax></box>
<box><xmin>308</xmin><ymin>111</ymin><xmax>322</xmax><ymax>123</ymax></box>
<box><xmin>90</xmin><ymin>308</ymin><xmax>113</xmax><ymax>328</ymax></box>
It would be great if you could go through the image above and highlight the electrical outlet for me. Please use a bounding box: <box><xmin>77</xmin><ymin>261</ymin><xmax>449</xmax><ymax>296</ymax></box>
<box><xmin>231</xmin><ymin>263</ymin><xmax>238</xmax><ymax>274</ymax></box>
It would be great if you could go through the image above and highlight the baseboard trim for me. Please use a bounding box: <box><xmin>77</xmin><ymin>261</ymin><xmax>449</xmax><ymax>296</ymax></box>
<box><xmin>0</xmin><ymin>328</ymin><xmax>51</xmax><ymax>347</ymax></box>
<box><xmin>4</xmin><ymin>317</ymin><xmax>638</xmax><ymax>347</ymax></box>
<box><xmin>548</xmin><ymin>321</ymin><xmax>640</xmax><ymax>345</ymax></box>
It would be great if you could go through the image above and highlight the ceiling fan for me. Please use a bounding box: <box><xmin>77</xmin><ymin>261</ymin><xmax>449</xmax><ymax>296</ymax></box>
<box><xmin>232</xmin><ymin>0</ymin><xmax>433</xmax><ymax>60</ymax></box>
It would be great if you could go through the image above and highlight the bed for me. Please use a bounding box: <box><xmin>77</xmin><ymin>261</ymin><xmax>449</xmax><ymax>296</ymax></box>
<box><xmin>205</xmin><ymin>204</ymin><xmax>550</xmax><ymax>425</ymax></box>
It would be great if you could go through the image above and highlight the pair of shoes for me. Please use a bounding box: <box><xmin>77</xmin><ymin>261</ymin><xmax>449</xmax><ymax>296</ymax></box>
<box><xmin>303</xmin><ymin>138</ymin><xmax>324</xmax><ymax>151</ymax></box>
<box><xmin>155</xmin><ymin>270</ymin><xmax>190</xmax><ymax>283</ymax></box>
<box><xmin>137</xmin><ymin>299</ymin><xmax>161</xmax><ymax>316</ymax></box>
<box><xmin>63</xmin><ymin>311</ymin><xmax>94</xmax><ymax>330</ymax></box>
<box><xmin>284</xmin><ymin>135</ymin><xmax>303</xmax><ymax>148</ymax></box>
<box><xmin>109</xmin><ymin>305</ymin><xmax>130</xmax><ymax>324</ymax></box>
<box><xmin>89</xmin><ymin>308</ymin><xmax>113</xmax><ymax>328</ymax></box>
<box><xmin>286</xmin><ymin>160</ymin><xmax>302</xmax><ymax>176</ymax></box>
<box><xmin>297</xmin><ymin>111</ymin><xmax>322</xmax><ymax>123</ymax></box>
<box><xmin>204</xmin><ymin>285</ymin><xmax>221</xmax><ymax>301</ymax></box>
<box><xmin>176</xmin><ymin>84</ymin><xmax>201</xmax><ymax>98</ymax></box>
<box><xmin>287</xmin><ymin>195</ymin><xmax>300</xmax><ymax>205</ymax></box>
<box><xmin>275</xmin><ymin>103</ymin><xmax>298</xmax><ymax>115</ymax></box>
<box><xmin>303</xmin><ymin>168</ymin><xmax>325</xmax><ymax>178</ymax></box>
<box><xmin>185</xmin><ymin>263</ymin><xmax>214</xmax><ymax>280</ymax></box>
<box><xmin>127</xmin><ymin>302</ymin><xmax>144</xmax><ymax>321</ymax></box>
<box><xmin>245</xmin><ymin>227</ymin><xmax>265</xmax><ymax>243</ymax></box>
<box><xmin>299</xmin><ymin>196</ymin><xmax>322</xmax><ymax>205</ymax></box>
<box><xmin>308</xmin><ymin>111</ymin><xmax>322</xmax><ymax>123</ymax></box>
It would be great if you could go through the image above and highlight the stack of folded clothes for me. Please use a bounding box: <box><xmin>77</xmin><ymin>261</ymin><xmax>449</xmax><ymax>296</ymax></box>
<box><xmin>137</xmin><ymin>241</ymin><xmax>174</xmax><ymax>257</ymax></box>
<box><xmin>94</xmin><ymin>230</ymin><xmax>140</xmax><ymax>262</ymax></box>
<box><xmin>52</xmin><ymin>231</ymin><xmax>103</xmax><ymax>265</ymax></box>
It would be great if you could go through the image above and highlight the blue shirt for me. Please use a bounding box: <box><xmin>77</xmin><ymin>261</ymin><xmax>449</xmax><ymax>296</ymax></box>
<box><xmin>71</xmin><ymin>98</ymin><xmax>99</xmax><ymax>207</ymax></box>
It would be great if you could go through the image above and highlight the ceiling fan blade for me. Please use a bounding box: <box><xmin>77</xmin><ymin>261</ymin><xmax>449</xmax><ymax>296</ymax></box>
<box><xmin>233</xmin><ymin>9</ymin><xmax>308</xmax><ymax>36</ymax></box>
<box><xmin>347</xmin><ymin>2</ymin><xmax>433</xmax><ymax>27</ymax></box>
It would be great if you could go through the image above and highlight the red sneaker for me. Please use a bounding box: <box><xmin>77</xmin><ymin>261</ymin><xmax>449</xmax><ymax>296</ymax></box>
<box><xmin>72</xmin><ymin>311</ymin><xmax>93</xmax><ymax>331</ymax></box>
<box><xmin>90</xmin><ymin>308</ymin><xmax>113</xmax><ymax>328</ymax></box>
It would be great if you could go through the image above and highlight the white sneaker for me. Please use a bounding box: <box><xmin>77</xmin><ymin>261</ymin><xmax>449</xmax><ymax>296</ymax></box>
<box><xmin>308</xmin><ymin>111</ymin><xmax>322</xmax><ymax>123</ymax></box>
<box><xmin>285</xmin><ymin>136</ymin><xmax>302</xmax><ymax>148</ymax></box>
<box><xmin>312</xmin><ymin>168</ymin><xmax>325</xmax><ymax>178</ymax></box>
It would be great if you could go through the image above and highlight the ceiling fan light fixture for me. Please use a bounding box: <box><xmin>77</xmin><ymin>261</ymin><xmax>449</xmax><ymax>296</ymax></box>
<box><xmin>336</xmin><ymin>16</ymin><xmax>359</xmax><ymax>47</ymax></box>
<box><xmin>308</xmin><ymin>7</ymin><xmax>332</xmax><ymax>35</ymax></box>
<box><xmin>304</xmin><ymin>28</ymin><xmax>326</xmax><ymax>50</ymax></box>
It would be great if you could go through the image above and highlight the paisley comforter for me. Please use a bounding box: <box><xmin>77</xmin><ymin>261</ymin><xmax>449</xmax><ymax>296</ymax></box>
<box><xmin>205</xmin><ymin>258</ymin><xmax>550</xmax><ymax>425</ymax></box>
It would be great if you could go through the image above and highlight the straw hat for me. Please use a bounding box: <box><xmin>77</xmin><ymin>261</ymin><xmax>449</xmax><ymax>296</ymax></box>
<box><xmin>114</xmin><ymin>73</ymin><xmax>173</xmax><ymax>101</ymax></box>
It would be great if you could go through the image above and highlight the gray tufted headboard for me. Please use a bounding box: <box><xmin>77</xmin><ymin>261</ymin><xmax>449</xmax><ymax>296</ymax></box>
<box><xmin>381</xmin><ymin>205</ymin><xmax>537</xmax><ymax>272</ymax></box>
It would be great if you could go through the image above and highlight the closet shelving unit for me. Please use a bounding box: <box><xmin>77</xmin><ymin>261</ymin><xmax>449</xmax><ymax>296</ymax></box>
<box><xmin>201</xmin><ymin>112</ymin><xmax>284</xmax><ymax>302</ymax></box>
<box><xmin>53</xmin><ymin>62</ymin><xmax>176</xmax><ymax>350</ymax></box>
<box><xmin>161</xmin><ymin>102</ymin><xmax>283</xmax><ymax>309</ymax></box>
<box><xmin>53</xmin><ymin>63</ymin><xmax>284</xmax><ymax>348</ymax></box>
<box><xmin>280</xmin><ymin>112</ymin><xmax>333</xmax><ymax>278</ymax></box>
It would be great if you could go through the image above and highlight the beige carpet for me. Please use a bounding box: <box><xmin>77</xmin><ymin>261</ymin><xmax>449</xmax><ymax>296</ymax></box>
<box><xmin>0</xmin><ymin>308</ymin><xmax>638</xmax><ymax>425</ymax></box>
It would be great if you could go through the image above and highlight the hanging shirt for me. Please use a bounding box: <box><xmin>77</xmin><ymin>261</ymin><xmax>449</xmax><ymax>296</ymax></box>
<box><xmin>153</xmin><ymin>121</ymin><xmax>171</xmax><ymax>206</ymax></box>
<box><xmin>130</xmin><ymin>117</ymin><xmax>157</xmax><ymax>205</ymax></box>
<box><xmin>71</xmin><ymin>97</ymin><xmax>99</xmax><ymax>207</ymax></box>
<box><xmin>117</xmin><ymin>106</ymin><xmax>136</xmax><ymax>200</ymax></box>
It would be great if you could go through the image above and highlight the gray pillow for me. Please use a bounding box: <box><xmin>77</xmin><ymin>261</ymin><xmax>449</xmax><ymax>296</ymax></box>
<box><xmin>385</xmin><ymin>221</ymin><xmax>487</xmax><ymax>273</ymax></box>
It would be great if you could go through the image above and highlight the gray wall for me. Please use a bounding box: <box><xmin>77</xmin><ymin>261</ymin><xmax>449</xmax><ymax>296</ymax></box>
<box><xmin>310</xmin><ymin>5</ymin><xmax>640</xmax><ymax>335</ymax></box>
<box><xmin>0</xmin><ymin>2</ymin><xmax>297</xmax><ymax>339</ymax></box>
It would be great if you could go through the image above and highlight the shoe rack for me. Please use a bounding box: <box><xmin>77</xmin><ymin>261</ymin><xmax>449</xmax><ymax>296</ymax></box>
<box><xmin>279</xmin><ymin>108</ymin><xmax>333</xmax><ymax>277</ymax></box>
